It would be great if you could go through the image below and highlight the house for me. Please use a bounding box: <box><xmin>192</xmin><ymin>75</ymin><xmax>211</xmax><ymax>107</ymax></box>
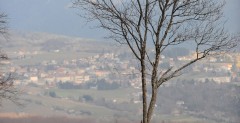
<box><xmin>95</xmin><ymin>70</ymin><xmax>109</xmax><ymax>77</ymax></box>
<box><xmin>195</xmin><ymin>77</ymin><xmax>231</xmax><ymax>83</ymax></box>
<box><xmin>30</xmin><ymin>76</ymin><xmax>38</xmax><ymax>82</ymax></box>
<box><xmin>55</xmin><ymin>75</ymin><xmax>73</xmax><ymax>82</ymax></box>
<box><xmin>43</xmin><ymin>76</ymin><xmax>55</xmax><ymax>83</ymax></box>
<box><xmin>74</xmin><ymin>75</ymin><xmax>90</xmax><ymax>84</ymax></box>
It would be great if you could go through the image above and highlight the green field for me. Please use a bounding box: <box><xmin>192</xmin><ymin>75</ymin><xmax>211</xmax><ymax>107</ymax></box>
<box><xmin>49</xmin><ymin>88</ymin><xmax>138</xmax><ymax>102</ymax></box>
<box><xmin>0</xmin><ymin>86</ymin><xmax>223</xmax><ymax>123</ymax></box>
<box><xmin>10</xmin><ymin>87</ymin><xmax>140</xmax><ymax>118</ymax></box>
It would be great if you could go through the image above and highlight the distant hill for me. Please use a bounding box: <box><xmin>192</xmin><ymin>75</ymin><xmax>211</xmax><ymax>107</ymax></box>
<box><xmin>1</xmin><ymin>31</ymin><xmax>121</xmax><ymax>65</ymax></box>
<box><xmin>2</xmin><ymin>31</ymin><xmax>114</xmax><ymax>51</ymax></box>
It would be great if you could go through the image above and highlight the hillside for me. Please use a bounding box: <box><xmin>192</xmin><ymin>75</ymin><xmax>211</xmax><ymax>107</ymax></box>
<box><xmin>0</xmin><ymin>31</ymin><xmax>121</xmax><ymax>65</ymax></box>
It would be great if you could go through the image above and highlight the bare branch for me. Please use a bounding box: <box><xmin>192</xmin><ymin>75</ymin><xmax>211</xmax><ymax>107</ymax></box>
<box><xmin>0</xmin><ymin>12</ymin><xmax>19</xmax><ymax>106</ymax></box>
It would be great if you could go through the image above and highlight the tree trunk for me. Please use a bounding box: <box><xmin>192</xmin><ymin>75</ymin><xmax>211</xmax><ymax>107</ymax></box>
<box><xmin>147</xmin><ymin>88</ymin><xmax>158</xmax><ymax>123</ymax></box>
<box><xmin>141</xmin><ymin>59</ymin><xmax>148</xmax><ymax>123</ymax></box>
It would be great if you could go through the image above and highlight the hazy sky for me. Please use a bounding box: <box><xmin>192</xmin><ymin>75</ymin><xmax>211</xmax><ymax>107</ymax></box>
<box><xmin>0</xmin><ymin>0</ymin><xmax>239</xmax><ymax>39</ymax></box>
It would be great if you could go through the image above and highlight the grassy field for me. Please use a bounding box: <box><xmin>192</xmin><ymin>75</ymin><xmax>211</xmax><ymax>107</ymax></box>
<box><xmin>2</xmin><ymin>93</ymin><xmax>126</xmax><ymax>118</ymax></box>
<box><xmin>4</xmin><ymin>87</ymin><xmax>139</xmax><ymax>118</ymax></box>
<box><xmin>49</xmin><ymin>88</ymin><xmax>138</xmax><ymax>102</ymax></box>
<box><xmin>0</xmin><ymin>86</ymin><xmax>223</xmax><ymax>123</ymax></box>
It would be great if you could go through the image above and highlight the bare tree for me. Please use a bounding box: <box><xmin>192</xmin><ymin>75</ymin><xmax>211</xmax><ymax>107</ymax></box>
<box><xmin>0</xmin><ymin>12</ymin><xmax>18</xmax><ymax>105</ymax></box>
<box><xmin>73</xmin><ymin>0</ymin><xmax>238</xmax><ymax>123</ymax></box>
<box><xmin>0</xmin><ymin>13</ymin><xmax>8</xmax><ymax>36</ymax></box>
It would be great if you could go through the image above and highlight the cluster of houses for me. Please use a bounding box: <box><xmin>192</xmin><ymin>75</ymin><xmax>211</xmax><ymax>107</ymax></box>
<box><xmin>6</xmin><ymin>49</ymin><xmax>240</xmax><ymax>87</ymax></box>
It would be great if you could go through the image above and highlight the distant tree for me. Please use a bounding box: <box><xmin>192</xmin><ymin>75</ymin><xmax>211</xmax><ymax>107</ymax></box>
<box><xmin>97</xmin><ymin>79</ymin><xmax>120</xmax><ymax>90</ymax></box>
<box><xmin>82</xmin><ymin>94</ymin><xmax>94</xmax><ymax>102</ymax></box>
<box><xmin>0</xmin><ymin>12</ymin><xmax>18</xmax><ymax>105</ymax></box>
<box><xmin>73</xmin><ymin>0</ymin><xmax>239</xmax><ymax>123</ymax></box>
<box><xmin>0</xmin><ymin>13</ymin><xmax>7</xmax><ymax>36</ymax></box>
<box><xmin>49</xmin><ymin>91</ymin><xmax>57</xmax><ymax>98</ymax></box>
<box><xmin>57</xmin><ymin>81</ymin><xmax>81</xmax><ymax>89</ymax></box>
